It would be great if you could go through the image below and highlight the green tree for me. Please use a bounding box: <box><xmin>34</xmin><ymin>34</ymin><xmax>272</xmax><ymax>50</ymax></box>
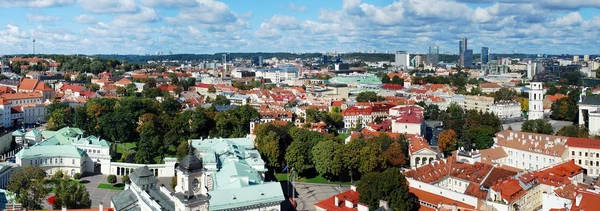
<box><xmin>53</xmin><ymin>179</ymin><xmax>92</xmax><ymax>209</ymax></box>
<box><xmin>212</xmin><ymin>95</ymin><xmax>231</xmax><ymax>106</ymax></box>
<box><xmin>161</xmin><ymin>97</ymin><xmax>182</xmax><ymax>116</ymax></box>
<box><xmin>464</xmin><ymin>126</ymin><xmax>496</xmax><ymax>149</ymax></box>
<box><xmin>342</xmin><ymin>138</ymin><xmax>366</xmax><ymax>177</ymax></box>
<box><xmin>7</xmin><ymin>166</ymin><xmax>50</xmax><ymax>210</ymax></box>
<box><xmin>86</xmin><ymin>83</ymin><xmax>100</xmax><ymax>92</ymax></box>
<box><xmin>135</xmin><ymin>113</ymin><xmax>163</xmax><ymax>164</ymax></box>
<box><xmin>116</xmin><ymin>87</ymin><xmax>126</xmax><ymax>96</ymax></box>
<box><xmin>381</xmin><ymin>74</ymin><xmax>390</xmax><ymax>83</ymax></box>
<box><xmin>391</xmin><ymin>76</ymin><xmax>403</xmax><ymax>85</ymax></box>
<box><xmin>556</xmin><ymin>125</ymin><xmax>589</xmax><ymax>138</ymax></box>
<box><xmin>521</xmin><ymin>119</ymin><xmax>554</xmax><ymax>135</ymax></box>
<box><xmin>285</xmin><ymin>140</ymin><xmax>311</xmax><ymax>174</ymax></box>
<box><xmin>256</xmin><ymin>131</ymin><xmax>283</xmax><ymax>168</ymax></box>
<box><xmin>142</xmin><ymin>87</ymin><xmax>163</xmax><ymax>98</ymax></box>
<box><xmin>355</xmin><ymin>91</ymin><xmax>385</xmax><ymax>102</ymax></box>
<box><xmin>176</xmin><ymin>140</ymin><xmax>189</xmax><ymax>161</ymax></box>
<box><xmin>358</xmin><ymin>168</ymin><xmax>414</xmax><ymax>210</ymax></box>
<box><xmin>493</xmin><ymin>87</ymin><xmax>517</xmax><ymax>102</ymax></box>
<box><xmin>47</xmin><ymin>107</ymin><xmax>73</xmax><ymax>131</ymax></box>
<box><xmin>107</xmin><ymin>175</ymin><xmax>117</xmax><ymax>184</ymax></box>
<box><xmin>358</xmin><ymin>142</ymin><xmax>386</xmax><ymax>174</ymax></box>
<box><xmin>208</xmin><ymin>86</ymin><xmax>216</xmax><ymax>93</ymax></box>
<box><xmin>121</xmin><ymin>175</ymin><xmax>130</xmax><ymax>184</ymax></box>
<box><xmin>73</xmin><ymin>173</ymin><xmax>81</xmax><ymax>180</ymax></box>
<box><xmin>53</xmin><ymin>170</ymin><xmax>64</xmax><ymax>181</ymax></box>
<box><xmin>312</xmin><ymin>140</ymin><xmax>343</xmax><ymax>177</ymax></box>
<box><xmin>126</xmin><ymin>83</ymin><xmax>138</xmax><ymax>96</ymax></box>
<box><xmin>171</xmin><ymin>176</ymin><xmax>177</xmax><ymax>190</ymax></box>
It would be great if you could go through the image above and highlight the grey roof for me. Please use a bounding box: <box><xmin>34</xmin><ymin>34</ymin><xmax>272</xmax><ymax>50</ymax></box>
<box><xmin>581</xmin><ymin>96</ymin><xmax>600</xmax><ymax>105</ymax></box>
<box><xmin>148</xmin><ymin>189</ymin><xmax>175</xmax><ymax>211</ymax></box>
<box><xmin>129</xmin><ymin>166</ymin><xmax>158</xmax><ymax>187</ymax></box>
<box><xmin>111</xmin><ymin>189</ymin><xmax>141</xmax><ymax>211</ymax></box>
<box><xmin>178</xmin><ymin>145</ymin><xmax>203</xmax><ymax>173</ymax></box>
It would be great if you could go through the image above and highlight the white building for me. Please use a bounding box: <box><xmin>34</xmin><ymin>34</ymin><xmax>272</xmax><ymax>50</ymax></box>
<box><xmin>255</xmin><ymin>65</ymin><xmax>299</xmax><ymax>83</ymax></box>
<box><xmin>395</xmin><ymin>51</ymin><xmax>410</xmax><ymax>68</ymax></box>
<box><xmin>390</xmin><ymin>105</ymin><xmax>425</xmax><ymax>135</ymax></box>
<box><xmin>578</xmin><ymin>95</ymin><xmax>600</xmax><ymax>136</ymax></box>
<box><xmin>489</xmin><ymin>100</ymin><xmax>522</xmax><ymax>120</ymax></box>
<box><xmin>408</xmin><ymin>134</ymin><xmax>437</xmax><ymax>168</ymax></box>
<box><xmin>491</xmin><ymin>130</ymin><xmax>568</xmax><ymax>171</ymax></box>
<box><xmin>566</xmin><ymin>137</ymin><xmax>600</xmax><ymax>177</ymax></box>
<box><xmin>528</xmin><ymin>82</ymin><xmax>544</xmax><ymax>120</ymax></box>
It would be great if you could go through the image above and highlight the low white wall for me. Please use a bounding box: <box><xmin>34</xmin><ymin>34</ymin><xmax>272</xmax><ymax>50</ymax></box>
<box><xmin>101</xmin><ymin>157</ymin><xmax>177</xmax><ymax>177</ymax></box>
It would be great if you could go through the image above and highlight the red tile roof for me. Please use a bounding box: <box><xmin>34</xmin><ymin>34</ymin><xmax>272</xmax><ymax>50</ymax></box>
<box><xmin>534</xmin><ymin>160</ymin><xmax>583</xmax><ymax>187</ymax></box>
<box><xmin>159</xmin><ymin>84</ymin><xmax>179</xmax><ymax>92</ymax></box>
<box><xmin>0</xmin><ymin>86</ymin><xmax>16</xmax><ymax>94</ymax></box>
<box><xmin>391</xmin><ymin>105</ymin><xmax>424</xmax><ymax>124</ymax></box>
<box><xmin>195</xmin><ymin>83</ymin><xmax>212</xmax><ymax>89</ymax></box>
<box><xmin>408</xmin><ymin>134</ymin><xmax>433</xmax><ymax>154</ymax></box>
<box><xmin>314</xmin><ymin>189</ymin><xmax>361</xmax><ymax>211</ymax></box>
<box><xmin>60</xmin><ymin>84</ymin><xmax>86</xmax><ymax>92</ymax></box>
<box><xmin>18</xmin><ymin>78</ymin><xmax>52</xmax><ymax>91</ymax></box>
<box><xmin>2</xmin><ymin>92</ymin><xmax>43</xmax><ymax>100</ymax></box>
<box><xmin>479</xmin><ymin>83</ymin><xmax>502</xmax><ymax>89</ymax></box>
<box><xmin>464</xmin><ymin>183</ymin><xmax>488</xmax><ymax>199</ymax></box>
<box><xmin>570</xmin><ymin>190</ymin><xmax>600</xmax><ymax>211</ymax></box>
<box><xmin>342</xmin><ymin>103</ymin><xmax>395</xmax><ymax>116</ymax></box>
<box><xmin>405</xmin><ymin>157</ymin><xmax>494</xmax><ymax>184</ymax></box>
<box><xmin>115</xmin><ymin>78</ymin><xmax>132</xmax><ymax>85</ymax></box>
<box><xmin>566</xmin><ymin>137</ymin><xmax>600</xmax><ymax>149</ymax></box>
<box><xmin>491</xmin><ymin>178</ymin><xmax>526</xmax><ymax>203</ymax></box>
<box><xmin>381</xmin><ymin>84</ymin><xmax>404</xmax><ymax>90</ymax></box>
<box><xmin>409</xmin><ymin>187</ymin><xmax>476</xmax><ymax>210</ymax></box>
<box><xmin>546</xmin><ymin>94</ymin><xmax>567</xmax><ymax>103</ymax></box>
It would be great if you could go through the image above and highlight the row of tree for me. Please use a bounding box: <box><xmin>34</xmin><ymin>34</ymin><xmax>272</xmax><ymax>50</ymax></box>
<box><xmin>46</xmin><ymin>95</ymin><xmax>259</xmax><ymax>164</ymax></box>
<box><xmin>254</xmin><ymin>122</ymin><xmax>409</xmax><ymax>181</ymax></box>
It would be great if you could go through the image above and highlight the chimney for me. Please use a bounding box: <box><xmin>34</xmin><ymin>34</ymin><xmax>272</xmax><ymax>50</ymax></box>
<box><xmin>576</xmin><ymin>193</ymin><xmax>583</xmax><ymax>207</ymax></box>
<box><xmin>99</xmin><ymin>202</ymin><xmax>103</xmax><ymax>211</ymax></box>
<box><xmin>334</xmin><ymin>196</ymin><xmax>339</xmax><ymax>207</ymax></box>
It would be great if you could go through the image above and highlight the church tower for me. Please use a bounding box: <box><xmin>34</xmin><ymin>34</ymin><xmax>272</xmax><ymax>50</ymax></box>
<box><xmin>174</xmin><ymin>142</ymin><xmax>210</xmax><ymax>211</ymax></box>
<box><xmin>528</xmin><ymin>82</ymin><xmax>544</xmax><ymax>120</ymax></box>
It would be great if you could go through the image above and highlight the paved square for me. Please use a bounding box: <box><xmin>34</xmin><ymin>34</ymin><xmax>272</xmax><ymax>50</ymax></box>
<box><xmin>290</xmin><ymin>183</ymin><xmax>350</xmax><ymax>211</ymax></box>
<box><xmin>81</xmin><ymin>174</ymin><xmax>121</xmax><ymax>208</ymax></box>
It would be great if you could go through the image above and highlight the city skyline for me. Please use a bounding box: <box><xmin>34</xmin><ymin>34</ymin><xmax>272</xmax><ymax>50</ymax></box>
<box><xmin>0</xmin><ymin>0</ymin><xmax>599</xmax><ymax>55</ymax></box>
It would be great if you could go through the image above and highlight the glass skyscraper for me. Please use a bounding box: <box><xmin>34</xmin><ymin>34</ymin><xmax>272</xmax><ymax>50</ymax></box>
<box><xmin>459</xmin><ymin>37</ymin><xmax>467</xmax><ymax>67</ymax></box>
<box><xmin>428</xmin><ymin>45</ymin><xmax>439</xmax><ymax>66</ymax></box>
<box><xmin>481</xmin><ymin>47</ymin><xmax>489</xmax><ymax>65</ymax></box>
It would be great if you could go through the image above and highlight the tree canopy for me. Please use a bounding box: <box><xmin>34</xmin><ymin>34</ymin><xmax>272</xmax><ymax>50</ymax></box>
<box><xmin>7</xmin><ymin>166</ymin><xmax>49</xmax><ymax>210</ymax></box>
<box><xmin>355</xmin><ymin>91</ymin><xmax>386</xmax><ymax>102</ymax></box>
<box><xmin>357</xmin><ymin>168</ymin><xmax>416</xmax><ymax>210</ymax></box>
<box><xmin>521</xmin><ymin>119</ymin><xmax>554</xmax><ymax>135</ymax></box>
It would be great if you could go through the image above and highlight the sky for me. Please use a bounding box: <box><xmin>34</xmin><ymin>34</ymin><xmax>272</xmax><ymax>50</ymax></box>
<box><xmin>0</xmin><ymin>0</ymin><xmax>599</xmax><ymax>55</ymax></box>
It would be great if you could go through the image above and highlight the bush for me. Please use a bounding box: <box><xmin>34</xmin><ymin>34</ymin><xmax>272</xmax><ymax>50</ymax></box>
<box><xmin>73</xmin><ymin>173</ymin><xmax>82</xmax><ymax>180</ymax></box>
<box><xmin>107</xmin><ymin>175</ymin><xmax>117</xmax><ymax>184</ymax></box>
<box><xmin>170</xmin><ymin>176</ymin><xmax>177</xmax><ymax>190</ymax></box>
<box><xmin>122</xmin><ymin>175</ymin><xmax>130</xmax><ymax>184</ymax></box>
<box><xmin>53</xmin><ymin>170</ymin><xmax>64</xmax><ymax>181</ymax></box>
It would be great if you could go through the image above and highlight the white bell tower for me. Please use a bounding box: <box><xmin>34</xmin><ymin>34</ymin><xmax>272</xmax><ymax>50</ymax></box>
<box><xmin>528</xmin><ymin>82</ymin><xmax>544</xmax><ymax>120</ymax></box>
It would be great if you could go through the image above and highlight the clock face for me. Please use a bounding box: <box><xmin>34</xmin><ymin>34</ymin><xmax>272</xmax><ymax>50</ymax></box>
<box><xmin>192</xmin><ymin>178</ymin><xmax>200</xmax><ymax>192</ymax></box>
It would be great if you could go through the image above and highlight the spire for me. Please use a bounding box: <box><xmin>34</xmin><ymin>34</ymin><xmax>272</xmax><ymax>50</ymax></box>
<box><xmin>178</xmin><ymin>140</ymin><xmax>203</xmax><ymax>173</ymax></box>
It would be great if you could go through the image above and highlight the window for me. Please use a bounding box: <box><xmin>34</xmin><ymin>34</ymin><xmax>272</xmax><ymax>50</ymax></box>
<box><xmin>597</xmin><ymin>161</ymin><xmax>599</xmax><ymax>166</ymax></box>
<box><xmin>580</xmin><ymin>152</ymin><xmax>582</xmax><ymax>156</ymax></box>
<box><xmin>72</xmin><ymin>159</ymin><xmax>75</xmax><ymax>165</ymax></box>
<box><xmin>30</xmin><ymin>160</ymin><xmax>32</xmax><ymax>165</ymax></box>
<box><xmin>572</xmin><ymin>151</ymin><xmax>575</xmax><ymax>156</ymax></box>
<box><xmin>586</xmin><ymin>152</ymin><xmax>588</xmax><ymax>157</ymax></box>
<box><xmin>60</xmin><ymin>158</ymin><xmax>63</xmax><ymax>163</ymax></box>
<box><xmin>579</xmin><ymin>160</ymin><xmax>582</xmax><ymax>165</ymax></box>
<box><xmin>536</xmin><ymin>156</ymin><xmax>538</xmax><ymax>161</ymax></box>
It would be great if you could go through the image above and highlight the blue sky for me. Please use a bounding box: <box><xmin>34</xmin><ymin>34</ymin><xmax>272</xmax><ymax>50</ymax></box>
<box><xmin>0</xmin><ymin>0</ymin><xmax>599</xmax><ymax>55</ymax></box>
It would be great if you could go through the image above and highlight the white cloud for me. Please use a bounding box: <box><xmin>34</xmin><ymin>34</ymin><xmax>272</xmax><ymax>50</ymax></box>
<box><xmin>140</xmin><ymin>0</ymin><xmax>197</xmax><ymax>7</ymax></box>
<box><xmin>112</xmin><ymin>6</ymin><xmax>159</xmax><ymax>27</ymax></box>
<box><xmin>77</xmin><ymin>0</ymin><xmax>138</xmax><ymax>13</ymax></box>
<box><xmin>289</xmin><ymin>3</ymin><xmax>307</xmax><ymax>12</ymax></box>
<box><xmin>27</xmin><ymin>14</ymin><xmax>60</xmax><ymax>22</ymax></box>
<box><xmin>72</xmin><ymin>14</ymin><xmax>98</xmax><ymax>24</ymax></box>
<box><xmin>167</xmin><ymin>0</ymin><xmax>238</xmax><ymax>24</ymax></box>
<box><xmin>552</xmin><ymin>12</ymin><xmax>583</xmax><ymax>27</ymax></box>
<box><xmin>0</xmin><ymin>0</ymin><xmax>74</xmax><ymax>8</ymax></box>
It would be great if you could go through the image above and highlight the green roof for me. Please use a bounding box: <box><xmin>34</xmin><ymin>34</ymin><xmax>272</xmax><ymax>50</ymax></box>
<box><xmin>213</xmin><ymin>161</ymin><xmax>263</xmax><ymax>190</ymax></box>
<box><xmin>208</xmin><ymin>182</ymin><xmax>284</xmax><ymax>211</ymax></box>
<box><xmin>24</xmin><ymin>129</ymin><xmax>41</xmax><ymax>138</ymax></box>
<box><xmin>329</xmin><ymin>75</ymin><xmax>382</xmax><ymax>85</ymax></box>
<box><xmin>11</xmin><ymin>130</ymin><xmax>25</xmax><ymax>136</ymax></box>
<box><xmin>37</xmin><ymin>127</ymin><xmax>110</xmax><ymax>148</ymax></box>
<box><xmin>16</xmin><ymin>145</ymin><xmax>86</xmax><ymax>159</ymax></box>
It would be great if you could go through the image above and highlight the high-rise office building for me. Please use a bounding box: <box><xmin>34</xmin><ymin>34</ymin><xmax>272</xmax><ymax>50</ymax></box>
<box><xmin>459</xmin><ymin>37</ymin><xmax>467</xmax><ymax>67</ymax></box>
<box><xmin>464</xmin><ymin>49</ymin><xmax>473</xmax><ymax>68</ymax></box>
<box><xmin>428</xmin><ymin>46</ymin><xmax>439</xmax><ymax>66</ymax></box>
<box><xmin>395</xmin><ymin>51</ymin><xmax>410</xmax><ymax>68</ymax></box>
<box><xmin>584</xmin><ymin>55</ymin><xmax>590</xmax><ymax>61</ymax></box>
<box><xmin>481</xmin><ymin>47</ymin><xmax>489</xmax><ymax>65</ymax></box>
<box><xmin>258</xmin><ymin>56</ymin><xmax>263</xmax><ymax>68</ymax></box>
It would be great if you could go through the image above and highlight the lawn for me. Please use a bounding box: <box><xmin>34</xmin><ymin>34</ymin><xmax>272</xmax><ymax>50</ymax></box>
<box><xmin>337</xmin><ymin>133</ymin><xmax>351</xmax><ymax>141</ymax></box>
<box><xmin>116</xmin><ymin>142</ymin><xmax>137</xmax><ymax>154</ymax></box>
<box><xmin>97</xmin><ymin>183</ymin><xmax>125</xmax><ymax>190</ymax></box>
<box><xmin>275</xmin><ymin>173</ymin><xmax>355</xmax><ymax>185</ymax></box>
